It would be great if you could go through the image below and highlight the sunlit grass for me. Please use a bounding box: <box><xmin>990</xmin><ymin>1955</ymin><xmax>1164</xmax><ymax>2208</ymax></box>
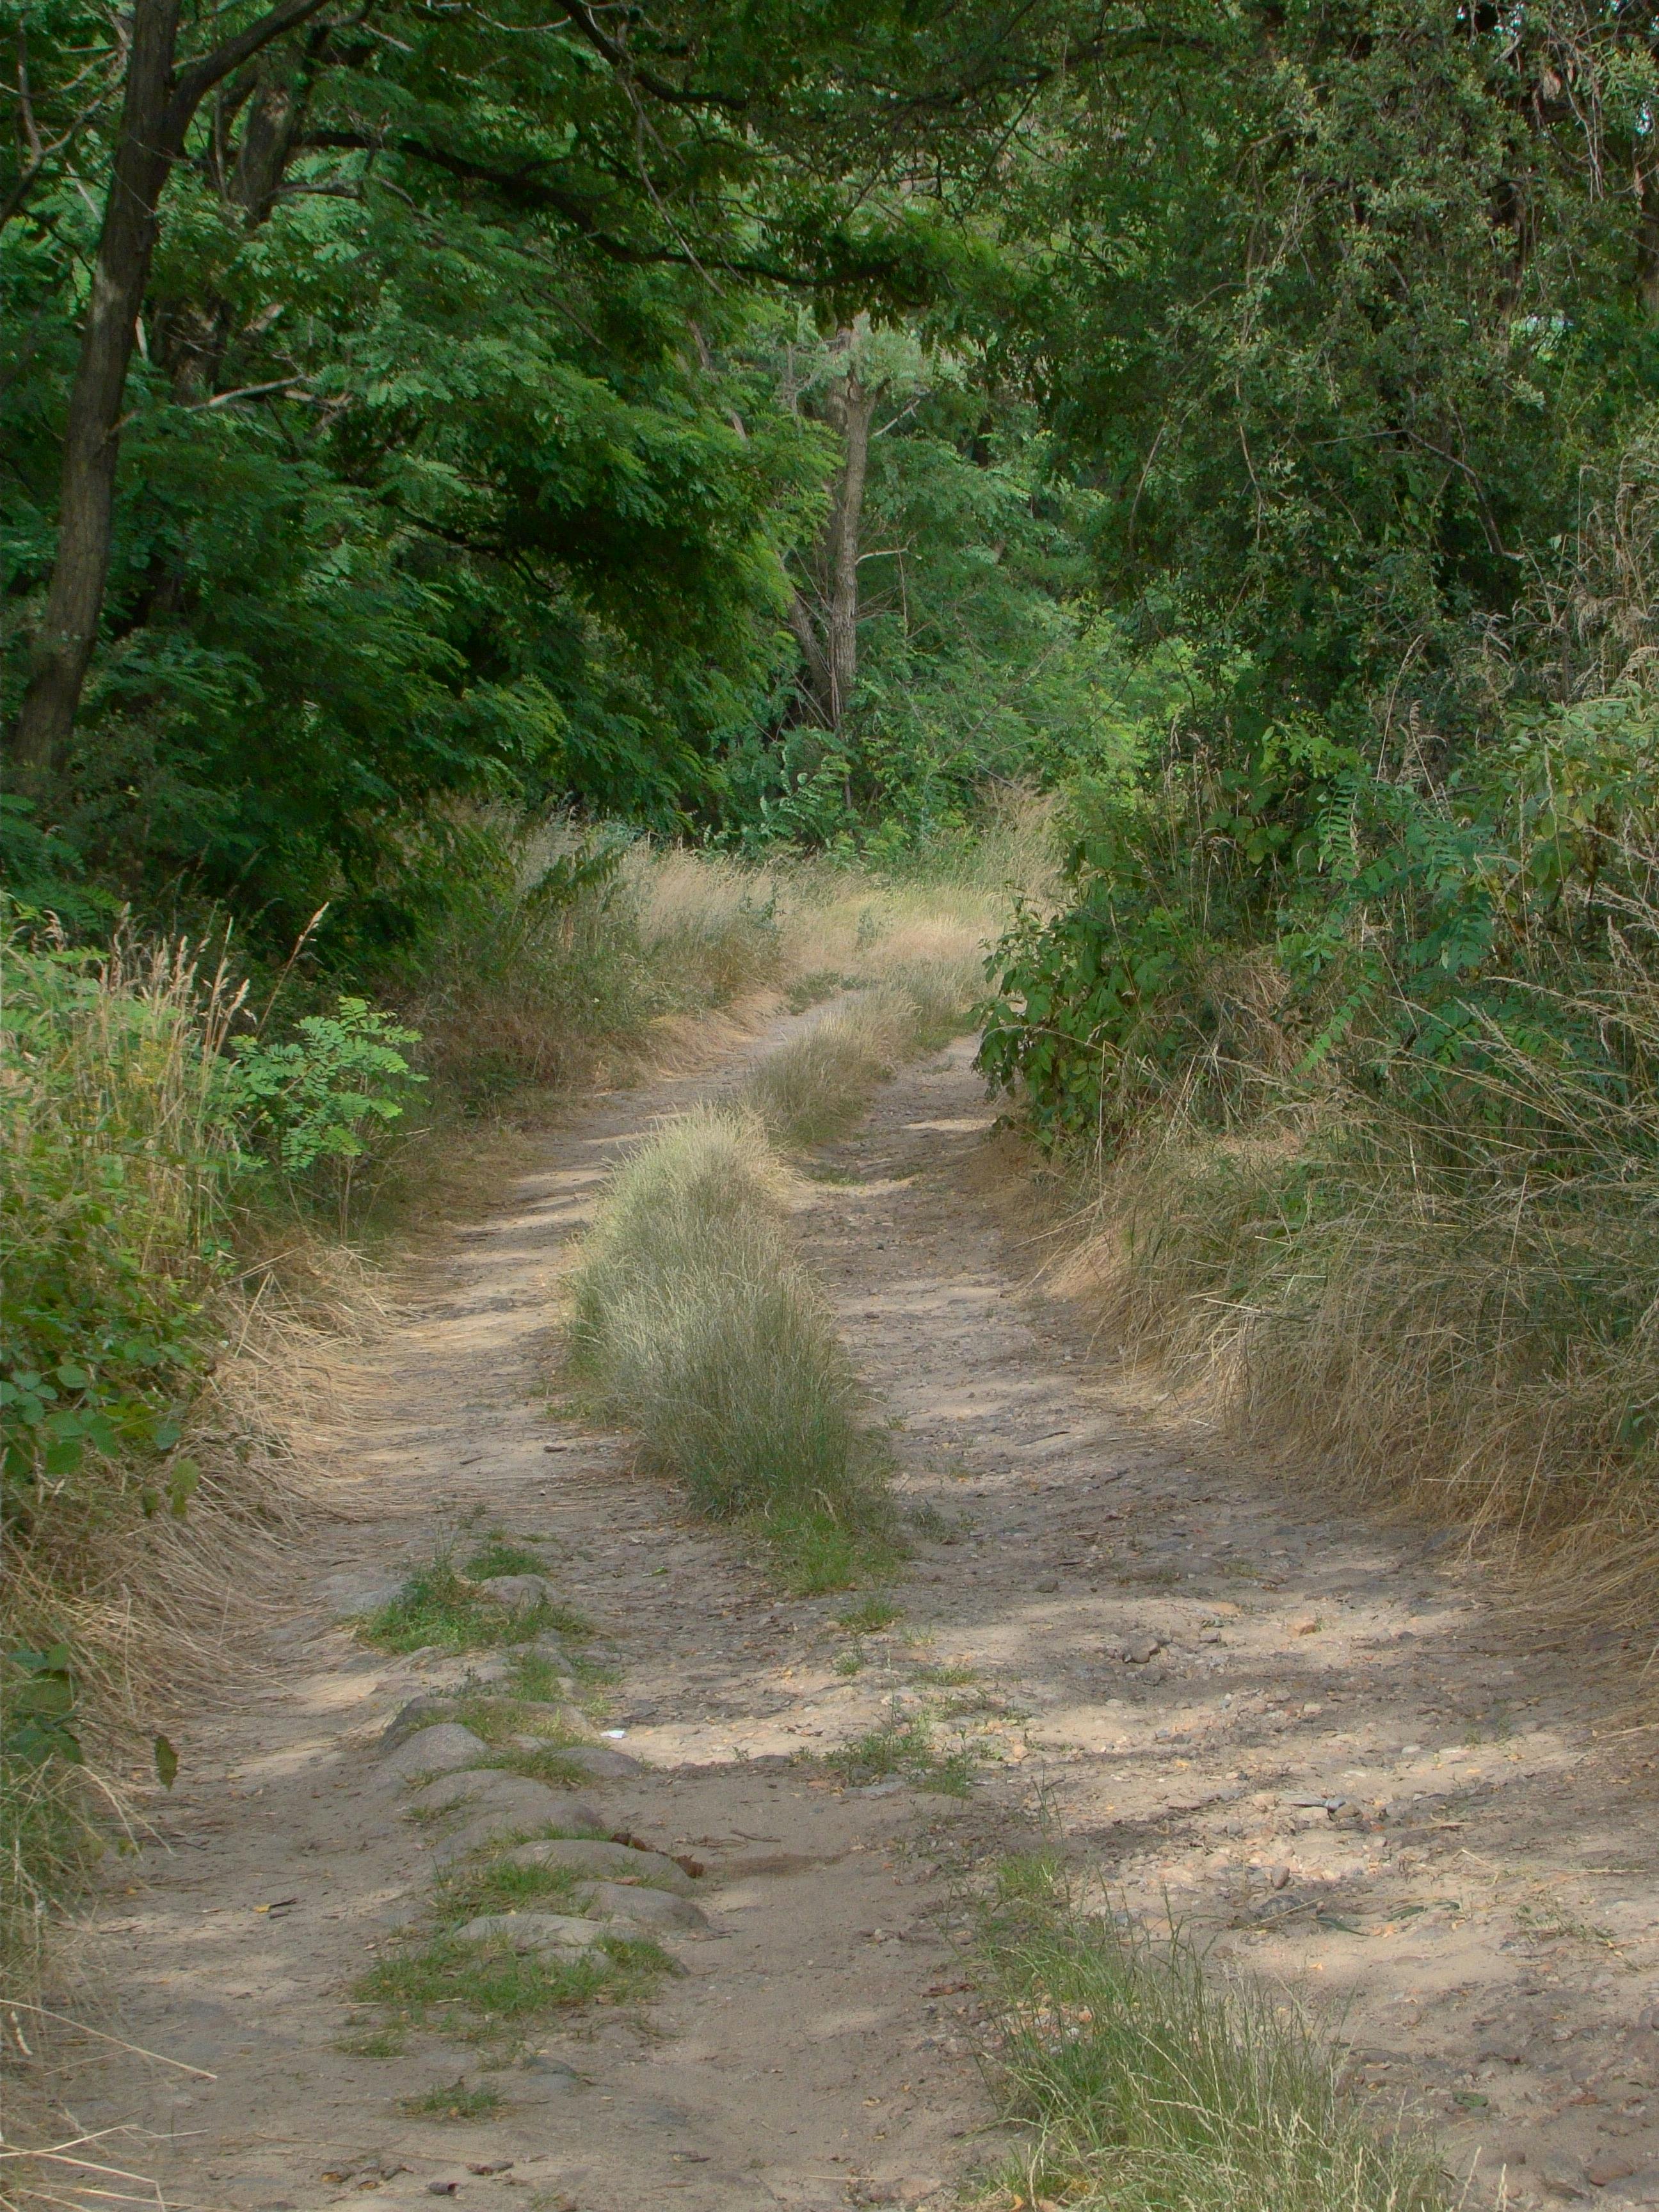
<box><xmin>978</xmin><ymin>1859</ymin><xmax>1450</xmax><ymax>2212</ymax></box>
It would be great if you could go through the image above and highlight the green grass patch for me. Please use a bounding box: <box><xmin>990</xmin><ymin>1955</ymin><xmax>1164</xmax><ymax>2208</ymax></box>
<box><xmin>476</xmin><ymin>1745</ymin><xmax>595</xmax><ymax>1787</ymax></box>
<box><xmin>465</xmin><ymin>1537</ymin><xmax>552</xmax><ymax>1578</ymax></box>
<box><xmin>353</xmin><ymin>1929</ymin><xmax>672</xmax><ymax>2042</ymax></box>
<box><xmin>400</xmin><ymin>2078</ymin><xmax>504</xmax><ymax>2122</ymax></box>
<box><xmin>828</xmin><ymin>1710</ymin><xmax>977</xmax><ymax>1797</ymax></box>
<box><xmin>756</xmin><ymin>1501</ymin><xmax>901</xmax><ymax>1594</ymax></box>
<box><xmin>433</xmin><ymin>1857</ymin><xmax>589</xmax><ymax>1928</ymax></box>
<box><xmin>568</xmin><ymin>1107</ymin><xmax>897</xmax><ymax>1588</ymax></box>
<box><xmin>979</xmin><ymin>1859</ymin><xmax>1450</xmax><ymax>2212</ymax></box>
<box><xmin>358</xmin><ymin>1557</ymin><xmax>586</xmax><ymax>1656</ymax></box>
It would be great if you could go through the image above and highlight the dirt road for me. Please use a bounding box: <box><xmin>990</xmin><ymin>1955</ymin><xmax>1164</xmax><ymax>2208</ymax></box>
<box><xmin>30</xmin><ymin>1023</ymin><xmax>1659</xmax><ymax>2212</ymax></box>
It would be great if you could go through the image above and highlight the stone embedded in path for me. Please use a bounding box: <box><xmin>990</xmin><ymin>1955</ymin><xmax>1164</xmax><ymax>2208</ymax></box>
<box><xmin>380</xmin><ymin>1695</ymin><xmax>453</xmax><ymax>1749</ymax></box>
<box><xmin>318</xmin><ymin>1569</ymin><xmax>405</xmax><ymax>1617</ymax></box>
<box><xmin>406</xmin><ymin>1771</ymin><xmax>604</xmax><ymax>1861</ymax></box>
<box><xmin>516</xmin><ymin>2054</ymin><xmax>582</xmax><ymax>2100</ymax></box>
<box><xmin>570</xmin><ymin>1880</ymin><xmax>709</xmax><ymax>1932</ymax></box>
<box><xmin>554</xmin><ymin>1743</ymin><xmax>643</xmax><ymax>1780</ymax></box>
<box><xmin>501</xmin><ymin>1836</ymin><xmax>695</xmax><ymax>1893</ymax></box>
<box><xmin>381</xmin><ymin>1724</ymin><xmax>490</xmax><ymax>1779</ymax></box>
<box><xmin>516</xmin><ymin>1635</ymin><xmax>577</xmax><ymax>1674</ymax></box>
<box><xmin>453</xmin><ymin>1910</ymin><xmax>604</xmax><ymax>1952</ymax></box>
<box><xmin>474</xmin><ymin>1573</ymin><xmax>557</xmax><ymax>1607</ymax></box>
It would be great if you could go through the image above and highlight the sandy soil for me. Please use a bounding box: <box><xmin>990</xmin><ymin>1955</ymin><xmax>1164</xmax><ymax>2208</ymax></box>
<box><xmin>20</xmin><ymin>1023</ymin><xmax>1659</xmax><ymax>2212</ymax></box>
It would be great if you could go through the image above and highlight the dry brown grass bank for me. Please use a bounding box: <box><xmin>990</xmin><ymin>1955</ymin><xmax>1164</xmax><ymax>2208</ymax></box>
<box><xmin>1049</xmin><ymin>1099</ymin><xmax>1659</xmax><ymax>1659</ymax></box>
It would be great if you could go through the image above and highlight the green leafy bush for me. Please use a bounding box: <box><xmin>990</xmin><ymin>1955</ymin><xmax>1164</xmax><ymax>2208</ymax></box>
<box><xmin>232</xmin><ymin>997</ymin><xmax>426</xmax><ymax>1222</ymax></box>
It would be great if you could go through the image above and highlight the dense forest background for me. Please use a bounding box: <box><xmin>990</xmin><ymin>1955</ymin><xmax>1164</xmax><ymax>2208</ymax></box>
<box><xmin>12</xmin><ymin>0</ymin><xmax>1655</xmax><ymax>966</ymax></box>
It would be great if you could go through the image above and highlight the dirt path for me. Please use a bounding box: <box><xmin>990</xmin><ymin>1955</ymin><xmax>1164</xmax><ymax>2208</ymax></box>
<box><xmin>34</xmin><ymin>1027</ymin><xmax>1659</xmax><ymax>2212</ymax></box>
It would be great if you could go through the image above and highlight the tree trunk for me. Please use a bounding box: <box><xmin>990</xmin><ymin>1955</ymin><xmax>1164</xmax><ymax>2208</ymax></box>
<box><xmin>10</xmin><ymin>0</ymin><xmax>184</xmax><ymax>781</ymax></box>
<box><xmin>822</xmin><ymin>369</ymin><xmax>875</xmax><ymax>729</ymax></box>
<box><xmin>8</xmin><ymin>0</ymin><xmax>333</xmax><ymax>780</ymax></box>
<box><xmin>785</xmin><ymin>589</ymin><xmax>833</xmax><ymax>724</ymax></box>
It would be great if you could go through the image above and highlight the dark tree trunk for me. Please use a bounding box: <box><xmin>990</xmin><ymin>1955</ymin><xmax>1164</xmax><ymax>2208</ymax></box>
<box><xmin>1639</xmin><ymin>157</ymin><xmax>1659</xmax><ymax>320</ymax></box>
<box><xmin>10</xmin><ymin>0</ymin><xmax>184</xmax><ymax>780</ymax></box>
<box><xmin>822</xmin><ymin>368</ymin><xmax>875</xmax><ymax>728</ymax></box>
<box><xmin>7</xmin><ymin>0</ymin><xmax>335</xmax><ymax>780</ymax></box>
<box><xmin>788</xmin><ymin>346</ymin><xmax>882</xmax><ymax>736</ymax></box>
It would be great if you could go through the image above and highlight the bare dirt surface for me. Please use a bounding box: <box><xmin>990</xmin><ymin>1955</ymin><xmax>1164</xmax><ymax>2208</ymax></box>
<box><xmin>27</xmin><ymin>1025</ymin><xmax>1659</xmax><ymax>2212</ymax></box>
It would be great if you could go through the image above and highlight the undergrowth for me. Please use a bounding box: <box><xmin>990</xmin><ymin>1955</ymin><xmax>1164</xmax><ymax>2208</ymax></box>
<box><xmin>978</xmin><ymin>1857</ymin><xmax>1450</xmax><ymax>2212</ymax></box>
<box><xmin>986</xmin><ymin>710</ymin><xmax>1659</xmax><ymax>1650</ymax></box>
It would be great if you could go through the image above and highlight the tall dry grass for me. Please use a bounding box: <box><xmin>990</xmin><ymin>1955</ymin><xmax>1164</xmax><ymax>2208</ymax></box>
<box><xmin>567</xmin><ymin>1106</ymin><xmax>895</xmax><ymax>1589</ymax></box>
<box><xmin>394</xmin><ymin>829</ymin><xmax>787</xmax><ymax>1105</ymax></box>
<box><xmin>1055</xmin><ymin>924</ymin><xmax>1659</xmax><ymax>1646</ymax></box>
<box><xmin>738</xmin><ymin>802</ymin><xmax>1057</xmax><ymax>1146</ymax></box>
<box><xmin>0</xmin><ymin>927</ymin><xmax>351</xmax><ymax>1985</ymax></box>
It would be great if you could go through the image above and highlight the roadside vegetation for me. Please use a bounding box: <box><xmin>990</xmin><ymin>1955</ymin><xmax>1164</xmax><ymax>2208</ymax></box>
<box><xmin>977</xmin><ymin>1858</ymin><xmax>1449</xmax><ymax>2212</ymax></box>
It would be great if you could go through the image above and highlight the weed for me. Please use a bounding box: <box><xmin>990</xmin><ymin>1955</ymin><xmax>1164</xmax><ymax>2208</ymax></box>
<box><xmin>359</xmin><ymin>1557</ymin><xmax>584</xmax><ymax>1656</ymax></box>
<box><xmin>835</xmin><ymin>1594</ymin><xmax>903</xmax><ymax>1633</ymax></box>
<box><xmin>833</xmin><ymin>1648</ymin><xmax>865</xmax><ymax>1678</ymax></box>
<box><xmin>433</xmin><ymin>1859</ymin><xmax>588</xmax><ymax>1928</ymax></box>
<box><xmin>828</xmin><ymin>1710</ymin><xmax>976</xmax><ymax>1797</ymax></box>
<box><xmin>477</xmin><ymin>1747</ymin><xmax>595</xmax><ymax>1787</ymax></box>
<box><xmin>914</xmin><ymin>1661</ymin><xmax>979</xmax><ymax>1688</ymax></box>
<box><xmin>337</xmin><ymin>2021</ymin><xmax>409</xmax><ymax>2058</ymax></box>
<box><xmin>400</xmin><ymin>2079</ymin><xmax>504</xmax><ymax>2121</ymax></box>
<box><xmin>465</xmin><ymin>1539</ymin><xmax>550</xmax><ymax>1579</ymax></box>
<box><xmin>978</xmin><ymin>1863</ymin><xmax>1450</xmax><ymax>2212</ymax></box>
<box><xmin>785</xmin><ymin>970</ymin><xmax>859</xmax><ymax>1013</ymax></box>
<box><xmin>760</xmin><ymin>1502</ymin><xmax>899</xmax><ymax>1593</ymax></box>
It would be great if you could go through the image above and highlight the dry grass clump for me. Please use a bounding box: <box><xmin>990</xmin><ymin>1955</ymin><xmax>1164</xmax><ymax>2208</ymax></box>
<box><xmin>1068</xmin><ymin>1116</ymin><xmax>1659</xmax><ymax>1635</ymax></box>
<box><xmin>741</xmin><ymin>971</ymin><xmax>969</xmax><ymax>1148</ymax></box>
<box><xmin>980</xmin><ymin>1858</ymin><xmax>1448</xmax><ymax>2212</ymax></box>
<box><xmin>396</xmin><ymin>828</ymin><xmax>786</xmax><ymax>1106</ymax></box>
<box><xmin>738</xmin><ymin>813</ymin><xmax>1046</xmax><ymax>1146</ymax></box>
<box><xmin>567</xmin><ymin>1107</ymin><xmax>895</xmax><ymax>1589</ymax></box>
